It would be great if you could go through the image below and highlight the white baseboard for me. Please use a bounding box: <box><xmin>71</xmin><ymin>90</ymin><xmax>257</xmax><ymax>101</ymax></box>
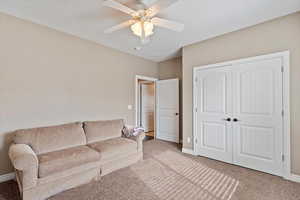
<box><xmin>286</xmin><ymin>173</ymin><xmax>300</xmax><ymax>183</ymax></box>
<box><xmin>0</xmin><ymin>172</ymin><xmax>15</xmax><ymax>183</ymax></box>
<box><xmin>156</xmin><ymin>135</ymin><xmax>179</xmax><ymax>143</ymax></box>
<box><xmin>182</xmin><ymin>148</ymin><xmax>195</xmax><ymax>155</ymax></box>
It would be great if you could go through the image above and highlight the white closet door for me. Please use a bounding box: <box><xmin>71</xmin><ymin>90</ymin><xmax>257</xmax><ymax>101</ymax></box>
<box><xmin>232</xmin><ymin>58</ymin><xmax>283</xmax><ymax>176</ymax></box>
<box><xmin>156</xmin><ymin>79</ymin><xmax>179</xmax><ymax>143</ymax></box>
<box><xmin>195</xmin><ymin>66</ymin><xmax>233</xmax><ymax>163</ymax></box>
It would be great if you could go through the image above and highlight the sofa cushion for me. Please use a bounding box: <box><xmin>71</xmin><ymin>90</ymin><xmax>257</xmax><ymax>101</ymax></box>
<box><xmin>88</xmin><ymin>137</ymin><xmax>137</xmax><ymax>163</ymax></box>
<box><xmin>38</xmin><ymin>145</ymin><xmax>101</xmax><ymax>178</ymax></box>
<box><xmin>14</xmin><ymin>122</ymin><xmax>86</xmax><ymax>155</ymax></box>
<box><xmin>83</xmin><ymin>119</ymin><xmax>124</xmax><ymax>144</ymax></box>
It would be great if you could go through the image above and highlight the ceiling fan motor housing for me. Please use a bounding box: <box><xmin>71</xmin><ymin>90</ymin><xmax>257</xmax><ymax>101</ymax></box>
<box><xmin>133</xmin><ymin>10</ymin><xmax>151</xmax><ymax>22</ymax></box>
<box><xmin>137</xmin><ymin>0</ymin><xmax>157</xmax><ymax>7</ymax></box>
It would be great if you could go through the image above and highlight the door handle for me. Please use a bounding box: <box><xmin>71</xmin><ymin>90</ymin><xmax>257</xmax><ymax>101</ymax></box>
<box><xmin>233</xmin><ymin>118</ymin><xmax>239</xmax><ymax>122</ymax></box>
<box><xmin>223</xmin><ymin>118</ymin><xmax>231</xmax><ymax>122</ymax></box>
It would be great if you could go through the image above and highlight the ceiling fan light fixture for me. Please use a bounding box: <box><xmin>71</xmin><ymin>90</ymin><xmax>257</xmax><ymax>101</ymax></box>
<box><xmin>103</xmin><ymin>0</ymin><xmax>184</xmax><ymax>43</ymax></box>
<box><xmin>131</xmin><ymin>21</ymin><xmax>154</xmax><ymax>38</ymax></box>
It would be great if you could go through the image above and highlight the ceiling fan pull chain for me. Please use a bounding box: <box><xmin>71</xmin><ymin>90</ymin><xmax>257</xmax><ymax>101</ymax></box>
<box><xmin>141</xmin><ymin>21</ymin><xmax>146</xmax><ymax>40</ymax></box>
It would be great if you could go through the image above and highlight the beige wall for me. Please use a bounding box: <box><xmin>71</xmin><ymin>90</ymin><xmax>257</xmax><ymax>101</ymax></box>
<box><xmin>0</xmin><ymin>13</ymin><xmax>158</xmax><ymax>175</ymax></box>
<box><xmin>182</xmin><ymin>11</ymin><xmax>300</xmax><ymax>174</ymax></box>
<box><xmin>158</xmin><ymin>57</ymin><xmax>183</xmax><ymax>141</ymax></box>
<box><xmin>158</xmin><ymin>57</ymin><xmax>182</xmax><ymax>80</ymax></box>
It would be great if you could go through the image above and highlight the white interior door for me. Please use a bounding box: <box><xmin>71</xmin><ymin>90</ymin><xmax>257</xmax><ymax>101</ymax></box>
<box><xmin>156</xmin><ymin>79</ymin><xmax>179</xmax><ymax>143</ymax></box>
<box><xmin>195</xmin><ymin>66</ymin><xmax>233</xmax><ymax>163</ymax></box>
<box><xmin>232</xmin><ymin>58</ymin><xmax>283</xmax><ymax>176</ymax></box>
<box><xmin>194</xmin><ymin>56</ymin><xmax>284</xmax><ymax>176</ymax></box>
<box><xmin>140</xmin><ymin>83</ymin><xmax>155</xmax><ymax>132</ymax></box>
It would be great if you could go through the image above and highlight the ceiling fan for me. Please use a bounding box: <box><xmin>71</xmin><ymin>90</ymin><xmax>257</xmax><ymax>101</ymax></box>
<box><xmin>103</xmin><ymin>0</ymin><xmax>184</xmax><ymax>44</ymax></box>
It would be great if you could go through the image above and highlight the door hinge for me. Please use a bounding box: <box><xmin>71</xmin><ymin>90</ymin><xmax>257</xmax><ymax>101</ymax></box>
<box><xmin>281</xmin><ymin>66</ymin><xmax>284</xmax><ymax>73</ymax></box>
<box><xmin>195</xmin><ymin>77</ymin><xmax>198</xmax><ymax>82</ymax></box>
<box><xmin>195</xmin><ymin>108</ymin><xmax>198</xmax><ymax>112</ymax></box>
<box><xmin>195</xmin><ymin>138</ymin><xmax>198</xmax><ymax>144</ymax></box>
<box><xmin>282</xmin><ymin>154</ymin><xmax>285</xmax><ymax>162</ymax></box>
<box><xmin>281</xmin><ymin>110</ymin><xmax>284</xmax><ymax>117</ymax></box>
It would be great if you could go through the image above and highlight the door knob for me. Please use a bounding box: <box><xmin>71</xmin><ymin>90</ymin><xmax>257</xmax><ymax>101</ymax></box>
<box><xmin>233</xmin><ymin>118</ymin><xmax>239</xmax><ymax>122</ymax></box>
<box><xmin>175</xmin><ymin>113</ymin><xmax>179</xmax><ymax>116</ymax></box>
<box><xmin>223</xmin><ymin>118</ymin><xmax>231</xmax><ymax>122</ymax></box>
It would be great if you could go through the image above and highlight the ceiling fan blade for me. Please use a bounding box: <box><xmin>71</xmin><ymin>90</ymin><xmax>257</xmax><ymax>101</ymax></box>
<box><xmin>146</xmin><ymin>0</ymin><xmax>179</xmax><ymax>17</ymax></box>
<box><xmin>103</xmin><ymin>0</ymin><xmax>137</xmax><ymax>16</ymax></box>
<box><xmin>151</xmin><ymin>17</ymin><xmax>184</xmax><ymax>32</ymax></box>
<box><xmin>104</xmin><ymin>20</ymin><xmax>136</xmax><ymax>33</ymax></box>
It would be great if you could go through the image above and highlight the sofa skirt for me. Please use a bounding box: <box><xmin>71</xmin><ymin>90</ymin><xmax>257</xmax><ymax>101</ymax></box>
<box><xmin>22</xmin><ymin>166</ymin><xmax>101</xmax><ymax>200</ymax></box>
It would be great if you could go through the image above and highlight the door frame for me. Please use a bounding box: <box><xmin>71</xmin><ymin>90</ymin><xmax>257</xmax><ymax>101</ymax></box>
<box><xmin>135</xmin><ymin>75</ymin><xmax>158</xmax><ymax>136</ymax></box>
<box><xmin>192</xmin><ymin>51</ymin><xmax>290</xmax><ymax>179</ymax></box>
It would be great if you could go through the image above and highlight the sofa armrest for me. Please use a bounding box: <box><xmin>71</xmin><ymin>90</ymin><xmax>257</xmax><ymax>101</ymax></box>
<box><xmin>9</xmin><ymin>144</ymin><xmax>38</xmax><ymax>189</ymax></box>
<box><xmin>129</xmin><ymin>132</ymin><xmax>145</xmax><ymax>152</ymax></box>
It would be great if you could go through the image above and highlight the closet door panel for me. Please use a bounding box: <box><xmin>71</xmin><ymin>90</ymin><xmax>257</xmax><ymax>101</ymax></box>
<box><xmin>195</xmin><ymin>66</ymin><xmax>233</xmax><ymax>163</ymax></box>
<box><xmin>232</xmin><ymin>58</ymin><xmax>283</xmax><ymax>176</ymax></box>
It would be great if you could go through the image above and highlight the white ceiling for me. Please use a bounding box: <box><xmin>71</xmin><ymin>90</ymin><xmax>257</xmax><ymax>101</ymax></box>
<box><xmin>1</xmin><ymin>0</ymin><xmax>300</xmax><ymax>62</ymax></box>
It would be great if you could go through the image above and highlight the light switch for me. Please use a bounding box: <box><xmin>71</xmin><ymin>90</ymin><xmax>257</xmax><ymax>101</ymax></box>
<box><xmin>127</xmin><ymin>105</ymin><xmax>133</xmax><ymax>110</ymax></box>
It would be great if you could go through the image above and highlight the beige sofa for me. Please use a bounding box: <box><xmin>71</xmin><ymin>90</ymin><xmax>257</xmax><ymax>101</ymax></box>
<box><xmin>8</xmin><ymin>119</ymin><xmax>145</xmax><ymax>200</ymax></box>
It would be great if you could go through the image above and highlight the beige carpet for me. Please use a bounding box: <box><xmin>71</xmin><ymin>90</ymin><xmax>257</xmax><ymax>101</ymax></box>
<box><xmin>1</xmin><ymin>140</ymin><xmax>300</xmax><ymax>200</ymax></box>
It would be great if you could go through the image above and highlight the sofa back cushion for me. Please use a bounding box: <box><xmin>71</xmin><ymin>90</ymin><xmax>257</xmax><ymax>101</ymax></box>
<box><xmin>13</xmin><ymin>122</ymin><xmax>86</xmax><ymax>155</ymax></box>
<box><xmin>83</xmin><ymin>119</ymin><xmax>124</xmax><ymax>143</ymax></box>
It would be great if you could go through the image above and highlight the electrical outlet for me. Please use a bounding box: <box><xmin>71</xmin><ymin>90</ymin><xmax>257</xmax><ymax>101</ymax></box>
<box><xmin>127</xmin><ymin>105</ymin><xmax>133</xmax><ymax>110</ymax></box>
